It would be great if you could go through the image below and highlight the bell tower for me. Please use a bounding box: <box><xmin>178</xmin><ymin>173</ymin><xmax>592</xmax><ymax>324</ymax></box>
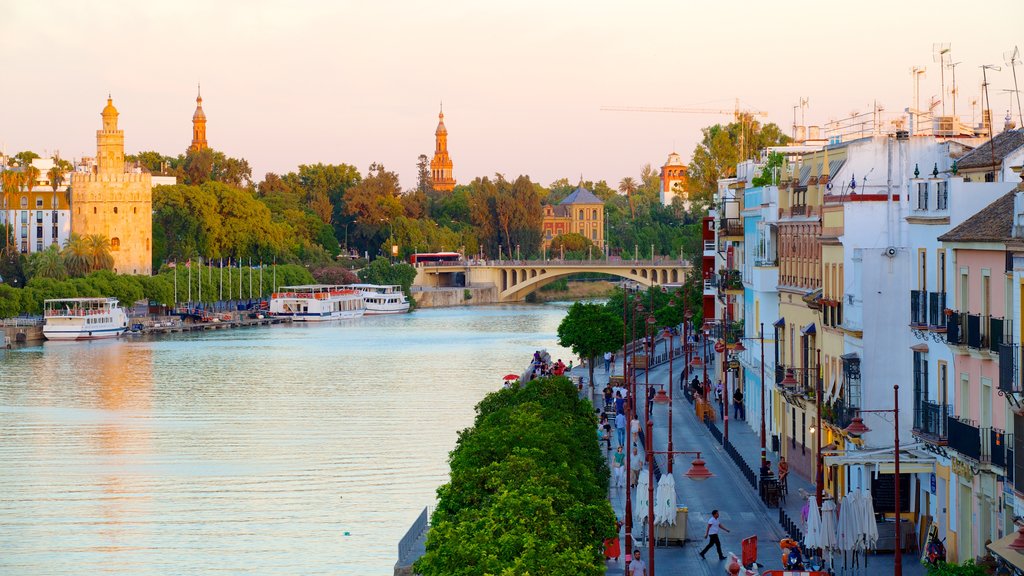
<box><xmin>190</xmin><ymin>85</ymin><xmax>208</xmax><ymax>152</ymax></box>
<box><xmin>429</xmin><ymin>104</ymin><xmax>455</xmax><ymax>192</ymax></box>
<box><xmin>97</xmin><ymin>96</ymin><xmax>124</xmax><ymax>176</ymax></box>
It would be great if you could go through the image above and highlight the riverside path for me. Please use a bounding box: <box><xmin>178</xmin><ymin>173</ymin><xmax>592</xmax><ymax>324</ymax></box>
<box><xmin>578</xmin><ymin>345</ymin><xmax>927</xmax><ymax>576</ymax></box>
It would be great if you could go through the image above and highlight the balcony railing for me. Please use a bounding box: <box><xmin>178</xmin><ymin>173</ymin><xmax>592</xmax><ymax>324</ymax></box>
<box><xmin>703</xmin><ymin>240</ymin><xmax>716</xmax><ymax>252</ymax></box>
<box><xmin>928</xmin><ymin>292</ymin><xmax>946</xmax><ymax>328</ymax></box>
<box><xmin>719</xmin><ymin>269</ymin><xmax>743</xmax><ymax>292</ymax></box>
<box><xmin>910</xmin><ymin>290</ymin><xmax>927</xmax><ymax>326</ymax></box>
<box><xmin>913</xmin><ymin>401</ymin><xmax>950</xmax><ymax>442</ymax></box>
<box><xmin>948</xmin><ymin>312</ymin><xmax>1010</xmax><ymax>351</ymax></box>
<box><xmin>946</xmin><ymin>311</ymin><xmax>963</xmax><ymax>345</ymax></box>
<box><xmin>790</xmin><ymin>205</ymin><xmax>807</xmax><ymax>216</ymax></box>
<box><xmin>967</xmin><ymin>314</ymin><xmax>984</xmax><ymax>348</ymax></box>
<box><xmin>985</xmin><ymin>428</ymin><xmax>1009</xmax><ymax>468</ymax></box>
<box><xmin>948</xmin><ymin>416</ymin><xmax>982</xmax><ymax>461</ymax></box>
<box><xmin>823</xmin><ymin>397</ymin><xmax>858</xmax><ymax>429</ymax></box>
<box><xmin>719</xmin><ymin>218</ymin><xmax>743</xmax><ymax>237</ymax></box>
<box><xmin>1000</xmin><ymin>342</ymin><xmax>1021</xmax><ymax>393</ymax></box>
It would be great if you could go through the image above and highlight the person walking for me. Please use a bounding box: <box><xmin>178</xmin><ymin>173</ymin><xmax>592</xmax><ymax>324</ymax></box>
<box><xmin>630</xmin><ymin>445</ymin><xmax>642</xmax><ymax>488</ymax></box>
<box><xmin>615</xmin><ymin>411</ymin><xmax>627</xmax><ymax>447</ymax></box>
<box><xmin>627</xmin><ymin>549</ymin><xmax>647</xmax><ymax>575</ymax></box>
<box><xmin>612</xmin><ymin>445</ymin><xmax>625</xmax><ymax>487</ymax></box>
<box><xmin>604</xmin><ymin>351</ymin><xmax>613</xmax><ymax>373</ymax></box>
<box><xmin>698</xmin><ymin>509</ymin><xmax>729</xmax><ymax>560</ymax></box>
<box><xmin>614</xmin><ymin>391</ymin><xmax>625</xmax><ymax>415</ymax></box>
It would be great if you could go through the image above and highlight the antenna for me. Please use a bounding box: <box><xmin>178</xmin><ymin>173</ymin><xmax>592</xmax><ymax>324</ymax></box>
<box><xmin>947</xmin><ymin>60</ymin><xmax>961</xmax><ymax>117</ymax></box>
<box><xmin>911</xmin><ymin>66</ymin><xmax>927</xmax><ymax>113</ymax></box>
<box><xmin>981</xmin><ymin>64</ymin><xmax>1001</xmax><ymax>180</ymax></box>
<box><xmin>1005</xmin><ymin>46</ymin><xmax>1023</xmax><ymax>127</ymax></box>
<box><xmin>933</xmin><ymin>43</ymin><xmax>951</xmax><ymax>116</ymax></box>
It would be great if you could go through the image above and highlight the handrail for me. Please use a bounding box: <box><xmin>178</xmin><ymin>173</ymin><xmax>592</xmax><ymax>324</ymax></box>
<box><xmin>415</xmin><ymin>258</ymin><xmax>691</xmax><ymax>268</ymax></box>
<box><xmin>397</xmin><ymin>506</ymin><xmax>430</xmax><ymax>565</ymax></box>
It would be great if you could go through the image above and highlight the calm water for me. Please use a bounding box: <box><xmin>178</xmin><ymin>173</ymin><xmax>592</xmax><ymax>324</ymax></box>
<box><xmin>0</xmin><ymin>304</ymin><xmax>573</xmax><ymax>575</ymax></box>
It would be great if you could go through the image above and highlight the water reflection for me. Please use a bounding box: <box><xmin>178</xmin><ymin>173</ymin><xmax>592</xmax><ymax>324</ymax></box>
<box><xmin>0</xmin><ymin>305</ymin><xmax>571</xmax><ymax>574</ymax></box>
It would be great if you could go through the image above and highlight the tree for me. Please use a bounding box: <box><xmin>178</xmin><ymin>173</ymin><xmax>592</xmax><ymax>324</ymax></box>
<box><xmin>26</xmin><ymin>244</ymin><xmax>67</xmax><ymax>280</ymax></box>
<box><xmin>468</xmin><ymin>175</ymin><xmax>542</xmax><ymax>258</ymax></box>
<box><xmin>12</xmin><ymin>150</ymin><xmax>39</xmax><ymax>167</ymax></box>
<box><xmin>548</xmin><ymin>232</ymin><xmax>593</xmax><ymax>259</ymax></box>
<box><xmin>22</xmin><ymin>165</ymin><xmax>40</xmax><ymax>195</ymax></box>
<box><xmin>85</xmin><ymin>234</ymin><xmax>114</xmax><ymax>272</ymax></box>
<box><xmin>62</xmin><ymin>234</ymin><xmax>91</xmax><ymax>277</ymax></box>
<box><xmin>416</xmin><ymin>154</ymin><xmax>432</xmax><ymax>193</ymax></box>
<box><xmin>343</xmin><ymin>163</ymin><xmax>403</xmax><ymax>252</ymax></box>
<box><xmin>1</xmin><ymin>171</ymin><xmax>21</xmax><ymax>253</ymax></box>
<box><xmin>557</xmin><ymin>301</ymin><xmax>624</xmax><ymax>390</ymax></box>
<box><xmin>357</xmin><ymin>258</ymin><xmax>417</xmax><ymax>302</ymax></box>
<box><xmin>618</xmin><ymin>176</ymin><xmax>637</xmax><ymax>219</ymax></box>
<box><xmin>47</xmin><ymin>157</ymin><xmax>72</xmax><ymax>192</ymax></box>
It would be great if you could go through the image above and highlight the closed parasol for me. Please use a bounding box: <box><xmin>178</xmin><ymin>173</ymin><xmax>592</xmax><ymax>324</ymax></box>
<box><xmin>654</xmin><ymin>473</ymin><xmax>676</xmax><ymax>525</ymax></box>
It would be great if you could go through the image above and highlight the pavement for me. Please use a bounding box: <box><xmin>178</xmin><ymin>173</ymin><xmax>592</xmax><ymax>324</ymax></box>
<box><xmin>575</xmin><ymin>349</ymin><xmax>927</xmax><ymax>576</ymax></box>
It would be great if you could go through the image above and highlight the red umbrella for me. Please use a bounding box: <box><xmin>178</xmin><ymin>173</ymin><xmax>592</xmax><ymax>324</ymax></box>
<box><xmin>503</xmin><ymin>374</ymin><xmax>520</xmax><ymax>381</ymax></box>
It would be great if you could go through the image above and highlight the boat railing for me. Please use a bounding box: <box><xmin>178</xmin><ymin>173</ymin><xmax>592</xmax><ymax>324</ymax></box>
<box><xmin>44</xmin><ymin>308</ymin><xmax>113</xmax><ymax>317</ymax></box>
<box><xmin>272</xmin><ymin>290</ymin><xmax>358</xmax><ymax>300</ymax></box>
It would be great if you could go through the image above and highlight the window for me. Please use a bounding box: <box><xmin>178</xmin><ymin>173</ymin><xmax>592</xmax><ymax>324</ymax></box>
<box><xmin>916</xmin><ymin>182</ymin><xmax>929</xmax><ymax>210</ymax></box>
<box><xmin>591</xmin><ymin>229</ymin><xmax>597</xmax><ymax>240</ymax></box>
<box><xmin>960</xmin><ymin>373</ymin><xmax>971</xmax><ymax>417</ymax></box>
<box><xmin>938</xmin><ymin>361</ymin><xmax>948</xmax><ymax>406</ymax></box>
<box><xmin>35</xmin><ymin>198</ymin><xmax>43</xmax><ymax>208</ymax></box>
<box><xmin>592</xmin><ymin>209</ymin><xmax>598</xmax><ymax>219</ymax></box>
<box><xmin>960</xmin><ymin>268</ymin><xmax>969</xmax><ymax>311</ymax></box>
<box><xmin>93</xmin><ymin>207</ymin><xmax>97</xmax><ymax>214</ymax></box>
<box><xmin>937</xmin><ymin>181</ymin><xmax>949</xmax><ymax>210</ymax></box>
<box><xmin>919</xmin><ymin>249</ymin><xmax>927</xmax><ymax>290</ymax></box>
<box><xmin>113</xmin><ymin>206</ymin><xmax>118</xmax><ymax>214</ymax></box>
<box><xmin>20</xmin><ymin>196</ymin><xmax>27</xmax><ymax>209</ymax></box>
<box><xmin>578</xmin><ymin>209</ymin><xmax>584</xmax><ymax>221</ymax></box>
<box><xmin>111</xmin><ymin>237</ymin><xmax>120</xmax><ymax>251</ymax></box>
<box><xmin>938</xmin><ymin>250</ymin><xmax>946</xmax><ymax>293</ymax></box>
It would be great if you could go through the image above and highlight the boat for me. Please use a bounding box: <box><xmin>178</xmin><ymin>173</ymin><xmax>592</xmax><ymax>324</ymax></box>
<box><xmin>347</xmin><ymin>284</ymin><xmax>410</xmax><ymax>315</ymax></box>
<box><xmin>268</xmin><ymin>285</ymin><xmax>365</xmax><ymax>321</ymax></box>
<box><xmin>43</xmin><ymin>297</ymin><xmax>129</xmax><ymax>340</ymax></box>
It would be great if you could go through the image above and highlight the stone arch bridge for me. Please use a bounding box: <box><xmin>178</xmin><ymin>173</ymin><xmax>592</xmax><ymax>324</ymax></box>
<box><xmin>413</xmin><ymin>260</ymin><xmax>692</xmax><ymax>303</ymax></box>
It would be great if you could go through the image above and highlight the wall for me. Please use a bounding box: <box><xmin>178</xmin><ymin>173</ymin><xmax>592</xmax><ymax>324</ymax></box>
<box><xmin>412</xmin><ymin>285</ymin><xmax>498</xmax><ymax>308</ymax></box>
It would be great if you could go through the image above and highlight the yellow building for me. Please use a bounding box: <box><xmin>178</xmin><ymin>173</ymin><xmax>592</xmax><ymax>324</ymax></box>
<box><xmin>190</xmin><ymin>86</ymin><xmax>208</xmax><ymax>152</ymax></box>
<box><xmin>541</xmin><ymin>184</ymin><xmax>605</xmax><ymax>251</ymax></box>
<box><xmin>430</xmin><ymin>106</ymin><xmax>455</xmax><ymax>192</ymax></box>
<box><xmin>71</xmin><ymin>97</ymin><xmax>153</xmax><ymax>275</ymax></box>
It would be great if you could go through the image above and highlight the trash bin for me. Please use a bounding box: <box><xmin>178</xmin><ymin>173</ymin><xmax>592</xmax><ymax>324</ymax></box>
<box><xmin>660</xmin><ymin>507</ymin><xmax>688</xmax><ymax>545</ymax></box>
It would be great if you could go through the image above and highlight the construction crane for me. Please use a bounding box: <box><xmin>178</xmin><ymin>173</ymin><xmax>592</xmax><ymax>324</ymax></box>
<box><xmin>600</xmin><ymin>99</ymin><xmax>770</xmax><ymax>161</ymax></box>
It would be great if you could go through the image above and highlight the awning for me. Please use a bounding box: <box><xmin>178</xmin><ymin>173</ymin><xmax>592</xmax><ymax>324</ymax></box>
<box><xmin>988</xmin><ymin>529</ymin><xmax>1024</xmax><ymax>574</ymax></box>
<box><xmin>823</xmin><ymin>446</ymin><xmax>936</xmax><ymax>475</ymax></box>
<box><xmin>773</xmin><ymin>317</ymin><xmax>786</xmax><ymax>328</ymax></box>
<box><xmin>801</xmin><ymin>323</ymin><xmax>817</xmax><ymax>335</ymax></box>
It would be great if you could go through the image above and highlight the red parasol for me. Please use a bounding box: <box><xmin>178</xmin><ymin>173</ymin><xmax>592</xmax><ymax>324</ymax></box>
<box><xmin>503</xmin><ymin>374</ymin><xmax>520</xmax><ymax>381</ymax></box>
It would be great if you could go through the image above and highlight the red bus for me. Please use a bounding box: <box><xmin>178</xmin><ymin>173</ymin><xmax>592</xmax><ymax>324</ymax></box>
<box><xmin>409</xmin><ymin>252</ymin><xmax>462</xmax><ymax>265</ymax></box>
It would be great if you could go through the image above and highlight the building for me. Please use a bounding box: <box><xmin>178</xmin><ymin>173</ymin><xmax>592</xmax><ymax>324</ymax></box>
<box><xmin>430</xmin><ymin>107</ymin><xmax>455</xmax><ymax>192</ymax></box>
<box><xmin>954</xmin><ymin>129</ymin><xmax>1024</xmax><ymax>184</ymax></box>
<box><xmin>190</xmin><ymin>86</ymin><xmax>208</xmax><ymax>152</ymax></box>
<box><xmin>70</xmin><ymin>97</ymin><xmax>153</xmax><ymax>275</ymax></box>
<box><xmin>540</xmin><ymin>184</ymin><xmax>605</xmax><ymax>252</ymax></box>
<box><xmin>660</xmin><ymin>152</ymin><xmax>688</xmax><ymax>207</ymax></box>
<box><xmin>0</xmin><ymin>157</ymin><xmax>72</xmax><ymax>254</ymax></box>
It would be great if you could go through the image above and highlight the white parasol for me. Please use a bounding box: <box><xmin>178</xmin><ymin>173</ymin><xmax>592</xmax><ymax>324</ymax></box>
<box><xmin>860</xmin><ymin>490</ymin><xmax>878</xmax><ymax>549</ymax></box>
<box><xmin>654</xmin><ymin>473</ymin><xmax>676</xmax><ymax>525</ymax></box>
<box><xmin>804</xmin><ymin>495</ymin><xmax>823</xmax><ymax>549</ymax></box>
<box><xmin>634</xmin><ymin>468</ymin><xmax>650</xmax><ymax>532</ymax></box>
<box><xmin>836</xmin><ymin>491</ymin><xmax>859</xmax><ymax>552</ymax></box>
<box><xmin>820</xmin><ymin>498</ymin><xmax>839</xmax><ymax>552</ymax></box>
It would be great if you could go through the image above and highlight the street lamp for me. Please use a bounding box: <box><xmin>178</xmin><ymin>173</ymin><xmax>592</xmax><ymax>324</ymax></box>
<box><xmin>844</xmin><ymin>384</ymin><xmax>903</xmax><ymax>576</ymax></box>
<box><xmin>645</xmin><ymin>415</ymin><xmax>713</xmax><ymax>574</ymax></box>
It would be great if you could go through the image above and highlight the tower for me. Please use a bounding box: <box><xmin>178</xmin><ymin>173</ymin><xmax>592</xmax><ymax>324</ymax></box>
<box><xmin>660</xmin><ymin>151</ymin><xmax>689</xmax><ymax>207</ymax></box>
<box><xmin>71</xmin><ymin>96</ymin><xmax>153</xmax><ymax>275</ymax></box>
<box><xmin>430</xmin><ymin>105</ymin><xmax>455</xmax><ymax>192</ymax></box>
<box><xmin>190</xmin><ymin>85</ymin><xmax>208</xmax><ymax>152</ymax></box>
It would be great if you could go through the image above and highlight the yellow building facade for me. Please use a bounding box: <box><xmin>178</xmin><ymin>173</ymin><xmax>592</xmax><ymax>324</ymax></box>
<box><xmin>541</xmin><ymin>185</ymin><xmax>605</xmax><ymax>251</ymax></box>
<box><xmin>71</xmin><ymin>97</ymin><xmax>153</xmax><ymax>275</ymax></box>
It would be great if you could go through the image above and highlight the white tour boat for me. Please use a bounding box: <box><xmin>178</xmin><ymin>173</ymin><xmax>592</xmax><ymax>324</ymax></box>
<box><xmin>268</xmin><ymin>285</ymin><xmax>365</xmax><ymax>321</ymax></box>
<box><xmin>348</xmin><ymin>284</ymin><xmax>410</xmax><ymax>315</ymax></box>
<box><xmin>43</xmin><ymin>297</ymin><xmax>129</xmax><ymax>340</ymax></box>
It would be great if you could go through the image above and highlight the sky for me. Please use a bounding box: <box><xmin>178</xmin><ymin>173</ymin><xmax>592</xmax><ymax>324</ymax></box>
<box><xmin>1</xmin><ymin>0</ymin><xmax>1022</xmax><ymax>190</ymax></box>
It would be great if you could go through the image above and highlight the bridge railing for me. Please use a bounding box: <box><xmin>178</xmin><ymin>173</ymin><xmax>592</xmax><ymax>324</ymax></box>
<box><xmin>415</xmin><ymin>259</ymin><xmax>692</xmax><ymax>268</ymax></box>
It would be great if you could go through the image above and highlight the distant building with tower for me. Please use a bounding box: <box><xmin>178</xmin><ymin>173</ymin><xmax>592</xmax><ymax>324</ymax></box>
<box><xmin>70</xmin><ymin>97</ymin><xmax>153</xmax><ymax>275</ymax></box>
<box><xmin>541</xmin><ymin>183</ymin><xmax>605</xmax><ymax>251</ymax></box>
<box><xmin>660</xmin><ymin>151</ymin><xmax>688</xmax><ymax>207</ymax></box>
<box><xmin>430</xmin><ymin>107</ymin><xmax>455</xmax><ymax>192</ymax></box>
<box><xmin>190</xmin><ymin>86</ymin><xmax>208</xmax><ymax>152</ymax></box>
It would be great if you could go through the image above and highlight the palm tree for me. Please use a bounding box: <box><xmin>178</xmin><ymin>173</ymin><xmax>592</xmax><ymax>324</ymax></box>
<box><xmin>22</xmin><ymin>165</ymin><xmax>40</xmax><ymax>195</ymax></box>
<box><xmin>62</xmin><ymin>233</ymin><xmax>91</xmax><ymax>277</ymax></box>
<box><xmin>85</xmin><ymin>234</ymin><xmax>114</xmax><ymax>272</ymax></box>
<box><xmin>27</xmin><ymin>244</ymin><xmax>67</xmax><ymax>280</ymax></box>
<box><xmin>618</xmin><ymin>176</ymin><xmax>638</xmax><ymax>220</ymax></box>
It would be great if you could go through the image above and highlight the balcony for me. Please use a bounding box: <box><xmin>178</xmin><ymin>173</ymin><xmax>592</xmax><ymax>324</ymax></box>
<box><xmin>947</xmin><ymin>312</ymin><xmax>1011</xmax><ymax>351</ymax></box>
<box><xmin>912</xmin><ymin>401</ymin><xmax>950</xmax><ymax>443</ymax></box>
<box><xmin>823</xmin><ymin>397</ymin><xmax>858</xmax><ymax>430</ymax></box>
<box><xmin>719</xmin><ymin>269</ymin><xmax>743</xmax><ymax>294</ymax></box>
<box><xmin>946</xmin><ymin>311</ymin><xmax>963</xmax><ymax>345</ymax></box>
<box><xmin>1000</xmin><ymin>342</ymin><xmax>1021</xmax><ymax>393</ymax></box>
<box><xmin>703</xmin><ymin>240</ymin><xmax>716</xmax><ymax>253</ymax></box>
<box><xmin>719</xmin><ymin>217</ymin><xmax>743</xmax><ymax>237</ymax></box>
<box><xmin>910</xmin><ymin>290</ymin><xmax>927</xmax><ymax>327</ymax></box>
<box><xmin>928</xmin><ymin>292</ymin><xmax>946</xmax><ymax>328</ymax></box>
<box><xmin>948</xmin><ymin>416</ymin><xmax>982</xmax><ymax>461</ymax></box>
<box><xmin>984</xmin><ymin>428</ymin><xmax>1009</xmax><ymax>468</ymax></box>
<box><xmin>790</xmin><ymin>204</ymin><xmax>807</xmax><ymax>217</ymax></box>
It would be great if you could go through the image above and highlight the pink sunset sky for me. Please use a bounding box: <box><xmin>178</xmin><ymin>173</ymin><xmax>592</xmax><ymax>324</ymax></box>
<box><xmin>1</xmin><ymin>0</ymin><xmax>1021</xmax><ymax>189</ymax></box>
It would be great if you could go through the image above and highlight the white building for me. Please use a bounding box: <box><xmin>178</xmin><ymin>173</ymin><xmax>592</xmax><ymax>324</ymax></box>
<box><xmin>1</xmin><ymin>157</ymin><xmax>73</xmax><ymax>255</ymax></box>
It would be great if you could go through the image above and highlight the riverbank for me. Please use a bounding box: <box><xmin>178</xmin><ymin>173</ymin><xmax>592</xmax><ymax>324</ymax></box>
<box><xmin>530</xmin><ymin>280</ymin><xmax>615</xmax><ymax>302</ymax></box>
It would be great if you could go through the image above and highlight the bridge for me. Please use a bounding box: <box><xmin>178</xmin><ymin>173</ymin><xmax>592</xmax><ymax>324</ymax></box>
<box><xmin>412</xmin><ymin>259</ymin><xmax>692</xmax><ymax>302</ymax></box>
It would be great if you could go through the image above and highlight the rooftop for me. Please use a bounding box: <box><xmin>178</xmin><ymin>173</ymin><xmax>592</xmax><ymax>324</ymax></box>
<box><xmin>559</xmin><ymin>185</ymin><xmax>603</xmax><ymax>205</ymax></box>
<box><xmin>937</xmin><ymin>190</ymin><xmax>1016</xmax><ymax>243</ymax></box>
<box><xmin>956</xmin><ymin>129</ymin><xmax>1024</xmax><ymax>170</ymax></box>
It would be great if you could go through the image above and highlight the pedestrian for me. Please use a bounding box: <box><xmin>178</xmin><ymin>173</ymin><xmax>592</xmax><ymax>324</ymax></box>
<box><xmin>604</xmin><ymin>351</ymin><xmax>613</xmax><ymax>373</ymax></box>
<box><xmin>691</xmin><ymin>376</ymin><xmax>702</xmax><ymax>398</ymax></box>
<box><xmin>615</xmin><ymin>411</ymin><xmax>626</xmax><ymax>447</ymax></box>
<box><xmin>630</xmin><ymin>445</ymin><xmax>642</xmax><ymax>487</ymax></box>
<box><xmin>603</xmin><ymin>384</ymin><xmax>614</xmax><ymax>410</ymax></box>
<box><xmin>603</xmin><ymin>519</ymin><xmax>622</xmax><ymax>562</ymax></box>
<box><xmin>778</xmin><ymin>456</ymin><xmax>789</xmax><ymax>492</ymax></box>
<box><xmin>614</xmin><ymin>391</ymin><xmax>625</xmax><ymax>415</ymax></box>
<box><xmin>600</xmin><ymin>413</ymin><xmax>612</xmax><ymax>450</ymax></box>
<box><xmin>627</xmin><ymin>549</ymin><xmax>647</xmax><ymax>575</ymax></box>
<box><xmin>613</xmin><ymin>445</ymin><xmax>625</xmax><ymax>487</ymax></box>
<box><xmin>732</xmin><ymin>387</ymin><xmax>745</xmax><ymax>420</ymax></box>
<box><xmin>698</xmin><ymin>509</ymin><xmax>729</xmax><ymax>560</ymax></box>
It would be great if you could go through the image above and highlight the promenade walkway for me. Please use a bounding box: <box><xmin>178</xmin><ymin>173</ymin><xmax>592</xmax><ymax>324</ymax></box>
<box><xmin>577</xmin><ymin>347</ymin><xmax>928</xmax><ymax>576</ymax></box>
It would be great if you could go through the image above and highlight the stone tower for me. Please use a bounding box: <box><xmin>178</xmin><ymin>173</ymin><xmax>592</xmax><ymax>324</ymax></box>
<box><xmin>190</xmin><ymin>85</ymin><xmax>208</xmax><ymax>152</ymax></box>
<box><xmin>71</xmin><ymin>97</ymin><xmax>153</xmax><ymax>275</ymax></box>
<box><xmin>430</xmin><ymin>106</ymin><xmax>455</xmax><ymax>192</ymax></box>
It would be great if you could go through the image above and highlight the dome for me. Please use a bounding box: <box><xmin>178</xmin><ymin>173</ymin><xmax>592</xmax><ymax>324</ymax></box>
<box><xmin>101</xmin><ymin>97</ymin><xmax>118</xmax><ymax>118</ymax></box>
<box><xmin>435</xmin><ymin>111</ymin><xmax>447</xmax><ymax>135</ymax></box>
<box><xmin>664</xmin><ymin>151</ymin><xmax>684</xmax><ymax>167</ymax></box>
<box><xmin>193</xmin><ymin>94</ymin><xmax>206</xmax><ymax>121</ymax></box>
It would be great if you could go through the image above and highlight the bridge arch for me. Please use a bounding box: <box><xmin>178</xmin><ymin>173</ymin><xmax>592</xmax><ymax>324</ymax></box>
<box><xmin>498</xmin><ymin>264</ymin><xmax>689</xmax><ymax>302</ymax></box>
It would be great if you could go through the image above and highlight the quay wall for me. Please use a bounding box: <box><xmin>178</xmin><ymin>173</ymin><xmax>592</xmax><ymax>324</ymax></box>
<box><xmin>412</xmin><ymin>284</ymin><xmax>498</xmax><ymax>308</ymax></box>
<box><xmin>2</xmin><ymin>324</ymin><xmax>44</xmax><ymax>346</ymax></box>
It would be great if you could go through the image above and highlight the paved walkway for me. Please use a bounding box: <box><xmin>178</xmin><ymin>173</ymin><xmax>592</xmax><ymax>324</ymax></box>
<box><xmin>575</xmin><ymin>348</ymin><xmax>928</xmax><ymax>576</ymax></box>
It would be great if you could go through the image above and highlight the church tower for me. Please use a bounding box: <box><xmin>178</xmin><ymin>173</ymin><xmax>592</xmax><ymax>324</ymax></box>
<box><xmin>430</xmin><ymin>106</ymin><xmax>455</xmax><ymax>192</ymax></box>
<box><xmin>190</xmin><ymin>85</ymin><xmax>208</xmax><ymax>152</ymax></box>
<box><xmin>71</xmin><ymin>96</ymin><xmax>153</xmax><ymax>275</ymax></box>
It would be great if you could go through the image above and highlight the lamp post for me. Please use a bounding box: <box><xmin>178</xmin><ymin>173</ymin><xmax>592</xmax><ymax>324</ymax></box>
<box><xmin>645</xmin><ymin>315</ymin><xmax>656</xmax><ymax>418</ymax></box>
<box><xmin>645</xmin><ymin>415</ymin><xmax>713</xmax><ymax>574</ymax></box>
<box><xmin>624</xmin><ymin>294</ymin><xmax>644</xmax><ymax>568</ymax></box>
<box><xmin>844</xmin><ymin>385</ymin><xmax>902</xmax><ymax>576</ymax></box>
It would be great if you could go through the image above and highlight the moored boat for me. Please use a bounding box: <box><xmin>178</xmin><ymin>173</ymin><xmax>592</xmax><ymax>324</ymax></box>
<box><xmin>268</xmin><ymin>285</ymin><xmax>365</xmax><ymax>321</ymax></box>
<box><xmin>43</xmin><ymin>297</ymin><xmax>129</xmax><ymax>340</ymax></box>
<box><xmin>347</xmin><ymin>284</ymin><xmax>410</xmax><ymax>315</ymax></box>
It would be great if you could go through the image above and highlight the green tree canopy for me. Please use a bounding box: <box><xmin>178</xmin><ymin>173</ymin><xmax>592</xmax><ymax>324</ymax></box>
<box><xmin>557</xmin><ymin>301</ymin><xmax>624</xmax><ymax>387</ymax></box>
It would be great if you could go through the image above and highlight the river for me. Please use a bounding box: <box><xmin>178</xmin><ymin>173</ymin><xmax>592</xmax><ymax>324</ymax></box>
<box><xmin>0</xmin><ymin>304</ymin><xmax>574</xmax><ymax>575</ymax></box>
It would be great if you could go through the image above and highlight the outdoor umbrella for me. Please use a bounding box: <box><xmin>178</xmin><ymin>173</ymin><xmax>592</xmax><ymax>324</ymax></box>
<box><xmin>820</xmin><ymin>498</ymin><xmax>839</xmax><ymax>570</ymax></box>
<box><xmin>837</xmin><ymin>492</ymin><xmax>859</xmax><ymax>570</ymax></box>
<box><xmin>860</xmin><ymin>490</ymin><xmax>878</xmax><ymax>550</ymax></box>
<box><xmin>804</xmin><ymin>495</ymin><xmax>822</xmax><ymax>550</ymax></box>
<box><xmin>654</xmin><ymin>473</ymin><xmax>676</xmax><ymax>525</ymax></box>
<box><xmin>634</xmin><ymin>468</ymin><xmax>650</xmax><ymax>530</ymax></box>
<box><xmin>502</xmin><ymin>374</ymin><xmax>519</xmax><ymax>381</ymax></box>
